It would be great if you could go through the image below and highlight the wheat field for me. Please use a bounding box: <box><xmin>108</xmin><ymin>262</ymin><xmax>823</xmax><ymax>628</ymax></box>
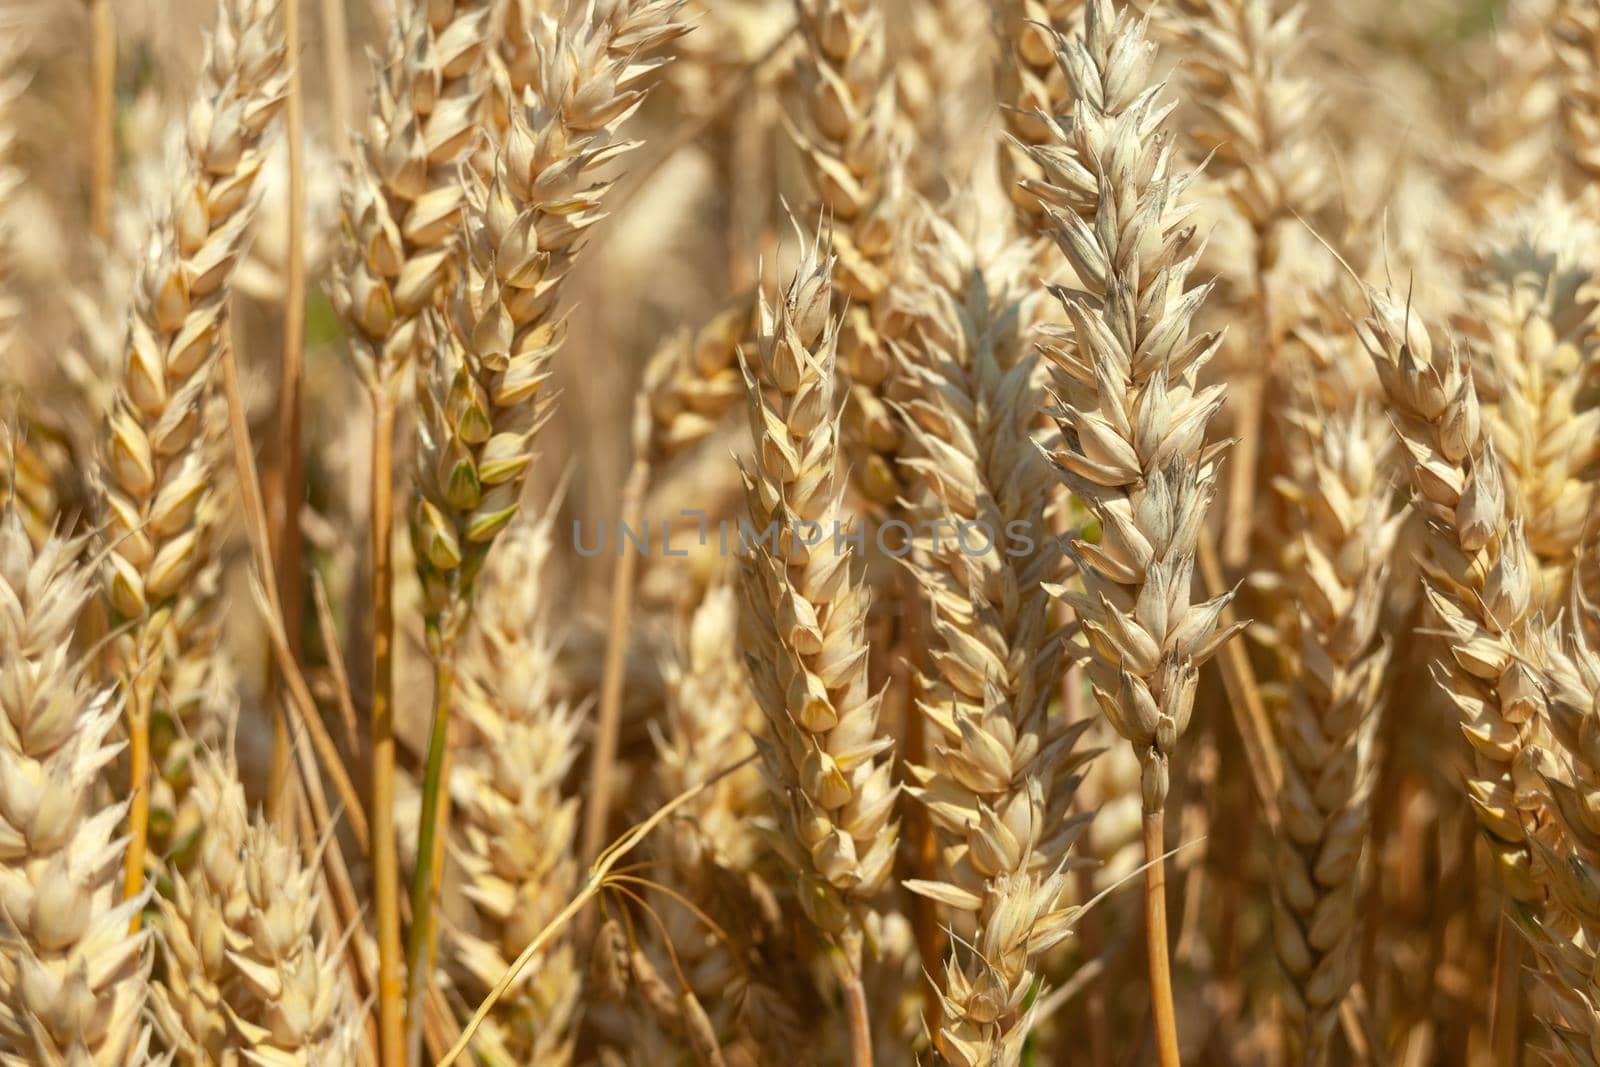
<box><xmin>0</xmin><ymin>0</ymin><xmax>1597</xmax><ymax>1064</ymax></box>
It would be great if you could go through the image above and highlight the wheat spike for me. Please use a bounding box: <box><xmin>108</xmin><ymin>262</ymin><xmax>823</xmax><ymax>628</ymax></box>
<box><xmin>997</xmin><ymin>0</ymin><xmax>1087</xmax><ymax>235</ymax></box>
<box><xmin>150</xmin><ymin>751</ymin><xmax>360</xmax><ymax>1065</ymax></box>
<box><xmin>792</xmin><ymin>0</ymin><xmax>909</xmax><ymax>510</ymax></box>
<box><xmin>1554</xmin><ymin>0</ymin><xmax>1600</xmax><ymax>186</ymax></box>
<box><xmin>448</xmin><ymin>512</ymin><xmax>582</xmax><ymax>1065</ymax></box>
<box><xmin>736</xmin><ymin>228</ymin><xmax>900</xmax><ymax>942</ymax></box>
<box><xmin>333</xmin><ymin>0</ymin><xmax>495</xmax><ymax>382</ymax></box>
<box><xmin>1459</xmin><ymin>0</ymin><xmax>1561</xmax><ymax>219</ymax></box>
<box><xmin>1025</xmin><ymin>0</ymin><xmax>1239</xmax><ymax>814</ymax></box>
<box><xmin>1464</xmin><ymin>202</ymin><xmax>1600</xmax><ymax>613</ymax></box>
<box><xmin>1182</xmin><ymin>0</ymin><xmax>1326</xmax><ymax>238</ymax></box>
<box><xmin>895</xmin><ymin>206</ymin><xmax>1093</xmax><ymax>1067</ymax></box>
<box><xmin>1269</xmin><ymin>406</ymin><xmax>1401</xmax><ymax>1062</ymax></box>
<box><xmin>640</xmin><ymin>299</ymin><xmax>756</xmax><ymax>465</ymax></box>
<box><xmin>0</xmin><ymin>508</ymin><xmax>152</xmax><ymax>1066</ymax></box>
<box><xmin>1359</xmin><ymin>285</ymin><xmax>1551</xmax><ymax>904</ymax></box>
<box><xmin>412</xmin><ymin>0</ymin><xmax>688</xmax><ymax>632</ymax></box>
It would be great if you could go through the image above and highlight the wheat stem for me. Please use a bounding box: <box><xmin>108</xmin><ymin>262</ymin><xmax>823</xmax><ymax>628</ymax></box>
<box><xmin>267</xmin><ymin>0</ymin><xmax>308</xmax><ymax>830</ymax></box>
<box><xmin>88</xmin><ymin>0</ymin><xmax>114</xmax><ymax>242</ymax></box>
<box><xmin>582</xmin><ymin>452</ymin><xmax>651</xmax><ymax>867</ymax></box>
<box><xmin>404</xmin><ymin>636</ymin><xmax>457</xmax><ymax>1063</ymax></box>
<box><xmin>1144</xmin><ymin>810</ymin><xmax>1181</xmax><ymax>1067</ymax></box>
<box><xmin>368</xmin><ymin>374</ymin><xmax>404</xmax><ymax>1067</ymax></box>
<box><xmin>840</xmin><ymin>941</ymin><xmax>874</xmax><ymax>1067</ymax></box>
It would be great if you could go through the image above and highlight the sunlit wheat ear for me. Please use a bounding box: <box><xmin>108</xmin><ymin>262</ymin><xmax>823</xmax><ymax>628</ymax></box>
<box><xmin>0</xmin><ymin>508</ymin><xmax>152</xmax><ymax>1066</ymax></box>
<box><xmin>1359</xmin><ymin>286</ymin><xmax>1549</xmax><ymax>905</ymax></box>
<box><xmin>1462</xmin><ymin>202</ymin><xmax>1600</xmax><ymax>613</ymax></box>
<box><xmin>1182</xmin><ymin>0</ymin><xmax>1326</xmax><ymax>237</ymax></box>
<box><xmin>736</xmin><ymin>227</ymin><xmax>899</xmax><ymax>942</ymax></box>
<box><xmin>639</xmin><ymin>299</ymin><xmax>756</xmax><ymax>465</ymax></box>
<box><xmin>331</xmin><ymin>0</ymin><xmax>495</xmax><ymax>388</ymax></box>
<box><xmin>893</xmin><ymin>204</ymin><xmax>1095</xmax><ymax>1067</ymax></box>
<box><xmin>100</xmin><ymin>0</ymin><xmax>288</xmax><ymax>627</ymax></box>
<box><xmin>448</xmin><ymin>510</ymin><xmax>583</xmax><ymax>1065</ymax></box>
<box><xmin>150</xmin><ymin>749</ymin><xmax>360</xmax><ymax>1063</ymax></box>
<box><xmin>1520</xmin><ymin>608</ymin><xmax>1600</xmax><ymax>1055</ymax></box>
<box><xmin>792</xmin><ymin>0</ymin><xmax>909</xmax><ymax>510</ymax></box>
<box><xmin>1025</xmin><ymin>0</ymin><xmax>1239</xmax><ymax>816</ymax></box>
<box><xmin>1269</xmin><ymin>405</ymin><xmax>1402</xmax><ymax>1062</ymax></box>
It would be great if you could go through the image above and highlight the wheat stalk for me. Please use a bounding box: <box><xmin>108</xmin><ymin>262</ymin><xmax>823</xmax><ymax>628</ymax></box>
<box><xmin>736</xmin><ymin>227</ymin><xmax>899</xmax><ymax>1063</ymax></box>
<box><xmin>1269</xmin><ymin>405</ymin><xmax>1401</xmax><ymax>1063</ymax></box>
<box><xmin>894</xmin><ymin>206</ymin><xmax>1093</xmax><ymax>1067</ymax></box>
<box><xmin>0</xmin><ymin>508</ymin><xmax>152</xmax><ymax>1066</ymax></box>
<box><xmin>97</xmin><ymin>0</ymin><xmax>287</xmax><ymax>910</ymax></box>
<box><xmin>1024</xmin><ymin>4</ymin><xmax>1240</xmax><ymax>1061</ymax></box>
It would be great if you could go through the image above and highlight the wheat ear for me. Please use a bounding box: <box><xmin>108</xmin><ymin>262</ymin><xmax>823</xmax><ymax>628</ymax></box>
<box><xmin>1359</xmin><ymin>286</ymin><xmax>1551</xmax><ymax>904</ymax></box>
<box><xmin>792</xmin><ymin>0</ymin><xmax>908</xmax><ymax>510</ymax></box>
<box><xmin>150</xmin><ymin>751</ymin><xmax>361</xmax><ymax>1064</ymax></box>
<box><xmin>1270</xmin><ymin>406</ymin><xmax>1401</xmax><ymax>1063</ymax></box>
<box><xmin>1024</xmin><ymin>4</ymin><xmax>1240</xmax><ymax>1062</ymax></box>
<box><xmin>1554</xmin><ymin>0</ymin><xmax>1600</xmax><ymax>187</ymax></box>
<box><xmin>98</xmin><ymin>0</ymin><xmax>287</xmax><ymax>910</ymax></box>
<box><xmin>736</xmin><ymin>228</ymin><xmax>899</xmax><ymax>1062</ymax></box>
<box><xmin>895</xmin><ymin>208</ymin><xmax>1093</xmax><ymax>1067</ymax></box>
<box><xmin>405</xmin><ymin>0</ymin><xmax>689</xmax><ymax>1042</ymax></box>
<box><xmin>997</xmin><ymin>0</ymin><xmax>1086</xmax><ymax>236</ymax></box>
<box><xmin>448</xmin><ymin>511</ymin><xmax>582</xmax><ymax>1066</ymax></box>
<box><xmin>1464</xmin><ymin>206</ymin><xmax>1600</xmax><ymax>614</ymax></box>
<box><xmin>1459</xmin><ymin>0</ymin><xmax>1561</xmax><ymax>219</ymax></box>
<box><xmin>0</xmin><ymin>508</ymin><xmax>152</xmax><ymax>1066</ymax></box>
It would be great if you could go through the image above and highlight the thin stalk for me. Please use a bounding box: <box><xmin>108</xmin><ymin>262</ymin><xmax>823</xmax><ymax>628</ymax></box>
<box><xmin>1144</xmin><ymin>809</ymin><xmax>1181</xmax><ymax>1067</ymax></box>
<box><xmin>1222</xmin><ymin>239</ymin><xmax>1278</xmax><ymax>568</ymax></box>
<box><xmin>267</xmin><ymin>0</ymin><xmax>308</xmax><ymax>829</ymax></box>
<box><xmin>839</xmin><ymin>935</ymin><xmax>874</xmax><ymax>1067</ymax></box>
<box><xmin>580</xmin><ymin>453</ymin><xmax>650</xmax><ymax>865</ymax></box>
<box><xmin>88</xmin><ymin>0</ymin><xmax>114</xmax><ymax>242</ymax></box>
<box><xmin>320</xmin><ymin>0</ymin><xmax>351</xmax><ymax>131</ymax></box>
<box><xmin>404</xmin><ymin>640</ymin><xmax>456</xmax><ymax>1064</ymax></box>
<box><xmin>367</xmin><ymin>379</ymin><xmax>404</xmax><ymax>1067</ymax></box>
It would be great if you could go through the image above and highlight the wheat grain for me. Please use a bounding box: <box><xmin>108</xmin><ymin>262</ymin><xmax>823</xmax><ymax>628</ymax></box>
<box><xmin>894</xmin><ymin>205</ymin><xmax>1093</xmax><ymax>1067</ymax></box>
<box><xmin>640</xmin><ymin>300</ymin><xmax>756</xmax><ymax>466</ymax></box>
<box><xmin>0</xmin><ymin>508</ymin><xmax>152</xmax><ymax>1066</ymax></box>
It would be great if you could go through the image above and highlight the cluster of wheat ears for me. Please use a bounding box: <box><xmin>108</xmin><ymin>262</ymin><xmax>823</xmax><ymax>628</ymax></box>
<box><xmin>2</xmin><ymin>0</ymin><xmax>1600</xmax><ymax>1063</ymax></box>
